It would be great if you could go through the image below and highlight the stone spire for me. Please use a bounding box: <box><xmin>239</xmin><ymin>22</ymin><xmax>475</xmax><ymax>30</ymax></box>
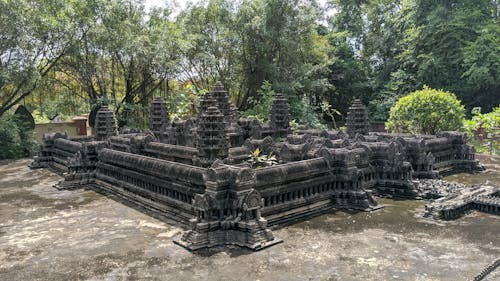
<box><xmin>198</xmin><ymin>90</ymin><xmax>216</xmax><ymax>116</ymax></box>
<box><xmin>149</xmin><ymin>97</ymin><xmax>170</xmax><ymax>135</ymax></box>
<box><xmin>196</xmin><ymin>106</ymin><xmax>229</xmax><ymax>167</ymax></box>
<box><xmin>94</xmin><ymin>106</ymin><xmax>117</xmax><ymax>141</ymax></box>
<box><xmin>346</xmin><ymin>99</ymin><xmax>370</xmax><ymax>136</ymax></box>
<box><xmin>210</xmin><ymin>81</ymin><xmax>232</xmax><ymax>122</ymax></box>
<box><xmin>269</xmin><ymin>93</ymin><xmax>290</xmax><ymax>137</ymax></box>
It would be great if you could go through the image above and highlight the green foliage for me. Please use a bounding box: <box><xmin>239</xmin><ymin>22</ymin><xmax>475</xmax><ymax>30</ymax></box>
<box><xmin>464</xmin><ymin>105</ymin><xmax>500</xmax><ymax>155</ymax></box>
<box><xmin>289</xmin><ymin>120</ymin><xmax>299</xmax><ymax>135</ymax></box>
<box><xmin>168</xmin><ymin>84</ymin><xmax>207</xmax><ymax>119</ymax></box>
<box><xmin>386</xmin><ymin>86</ymin><xmax>466</xmax><ymax>135</ymax></box>
<box><xmin>0</xmin><ymin>0</ymin><xmax>84</xmax><ymax>116</ymax></box>
<box><xmin>331</xmin><ymin>0</ymin><xmax>499</xmax><ymax>120</ymax></box>
<box><xmin>1</xmin><ymin>0</ymin><xmax>499</xmax><ymax>129</ymax></box>
<box><xmin>248</xmin><ymin>148</ymin><xmax>278</xmax><ymax>168</ymax></box>
<box><xmin>325</xmin><ymin>31</ymin><xmax>370</xmax><ymax>118</ymax></box>
<box><xmin>0</xmin><ymin>113</ymin><xmax>37</xmax><ymax>160</ymax></box>
<box><xmin>117</xmin><ymin>102</ymin><xmax>147</xmax><ymax>129</ymax></box>
<box><xmin>234</xmin><ymin>0</ymin><xmax>332</xmax><ymax>120</ymax></box>
<box><xmin>242</xmin><ymin>81</ymin><xmax>275</xmax><ymax>122</ymax></box>
<box><xmin>288</xmin><ymin>94</ymin><xmax>326</xmax><ymax>129</ymax></box>
<box><xmin>320</xmin><ymin>101</ymin><xmax>342</xmax><ymax>129</ymax></box>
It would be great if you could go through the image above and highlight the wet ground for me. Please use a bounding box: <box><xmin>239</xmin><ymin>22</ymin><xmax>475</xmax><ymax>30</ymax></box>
<box><xmin>0</xmin><ymin>155</ymin><xmax>499</xmax><ymax>281</ymax></box>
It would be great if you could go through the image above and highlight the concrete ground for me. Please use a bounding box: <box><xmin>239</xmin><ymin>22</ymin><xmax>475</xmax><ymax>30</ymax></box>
<box><xmin>0</xmin><ymin>155</ymin><xmax>499</xmax><ymax>281</ymax></box>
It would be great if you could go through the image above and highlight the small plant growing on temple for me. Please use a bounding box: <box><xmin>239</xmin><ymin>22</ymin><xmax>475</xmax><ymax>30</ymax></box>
<box><xmin>248</xmin><ymin>148</ymin><xmax>278</xmax><ymax>168</ymax></box>
<box><xmin>289</xmin><ymin>119</ymin><xmax>299</xmax><ymax>135</ymax></box>
<box><xmin>320</xmin><ymin>101</ymin><xmax>342</xmax><ymax>129</ymax></box>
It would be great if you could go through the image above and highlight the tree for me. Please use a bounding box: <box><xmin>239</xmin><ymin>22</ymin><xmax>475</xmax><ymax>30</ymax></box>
<box><xmin>54</xmin><ymin>0</ymin><xmax>182</xmax><ymax>126</ymax></box>
<box><xmin>236</xmin><ymin>0</ymin><xmax>331</xmax><ymax>126</ymax></box>
<box><xmin>176</xmin><ymin>0</ymin><xmax>242</xmax><ymax>93</ymax></box>
<box><xmin>386</xmin><ymin>86</ymin><xmax>466</xmax><ymax>134</ymax></box>
<box><xmin>0</xmin><ymin>0</ymin><xmax>84</xmax><ymax>117</ymax></box>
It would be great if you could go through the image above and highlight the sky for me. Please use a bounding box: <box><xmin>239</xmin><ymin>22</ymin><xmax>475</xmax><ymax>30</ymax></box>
<box><xmin>143</xmin><ymin>0</ymin><xmax>334</xmax><ymax>18</ymax></box>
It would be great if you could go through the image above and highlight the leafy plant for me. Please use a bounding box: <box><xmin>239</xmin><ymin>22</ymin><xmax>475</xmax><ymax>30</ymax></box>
<box><xmin>464</xmin><ymin>105</ymin><xmax>500</xmax><ymax>155</ymax></box>
<box><xmin>0</xmin><ymin>113</ymin><xmax>37</xmax><ymax>160</ymax></box>
<box><xmin>386</xmin><ymin>86</ymin><xmax>465</xmax><ymax>135</ymax></box>
<box><xmin>242</xmin><ymin>81</ymin><xmax>275</xmax><ymax>122</ymax></box>
<box><xmin>287</xmin><ymin>94</ymin><xmax>326</xmax><ymax>129</ymax></box>
<box><xmin>320</xmin><ymin>101</ymin><xmax>342</xmax><ymax>129</ymax></box>
<box><xmin>117</xmin><ymin>102</ymin><xmax>147</xmax><ymax>129</ymax></box>
<box><xmin>289</xmin><ymin>119</ymin><xmax>299</xmax><ymax>135</ymax></box>
<box><xmin>248</xmin><ymin>148</ymin><xmax>278</xmax><ymax>168</ymax></box>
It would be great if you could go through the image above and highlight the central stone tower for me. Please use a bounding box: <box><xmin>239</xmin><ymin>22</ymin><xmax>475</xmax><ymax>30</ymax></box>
<box><xmin>196</xmin><ymin>106</ymin><xmax>229</xmax><ymax>167</ymax></box>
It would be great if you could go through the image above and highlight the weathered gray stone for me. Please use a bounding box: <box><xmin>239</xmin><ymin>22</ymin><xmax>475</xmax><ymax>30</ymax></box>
<box><xmin>346</xmin><ymin>99</ymin><xmax>370</xmax><ymax>137</ymax></box>
<box><xmin>29</xmin><ymin>83</ymin><xmax>490</xmax><ymax>252</ymax></box>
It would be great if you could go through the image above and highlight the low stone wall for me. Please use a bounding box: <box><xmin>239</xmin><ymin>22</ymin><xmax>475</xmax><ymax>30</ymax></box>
<box><xmin>34</xmin><ymin>118</ymin><xmax>87</xmax><ymax>142</ymax></box>
<box><xmin>370</xmin><ymin>121</ymin><xmax>387</xmax><ymax>133</ymax></box>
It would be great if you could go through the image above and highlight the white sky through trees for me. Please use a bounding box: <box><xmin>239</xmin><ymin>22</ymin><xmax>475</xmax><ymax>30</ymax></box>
<box><xmin>144</xmin><ymin>0</ymin><xmax>334</xmax><ymax>18</ymax></box>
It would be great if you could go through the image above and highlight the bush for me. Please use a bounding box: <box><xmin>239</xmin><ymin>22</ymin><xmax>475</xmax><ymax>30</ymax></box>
<box><xmin>386</xmin><ymin>86</ymin><xmax>465</xmax><ymax>135</ymax></box>
<box><xmin>242</xmin><ymin>81</ymin><xmax>276</xmax><ymax>122</ymax></box>
<box><xmin>0</xmin><ymin>113</ymin><xmax>37</xmax><ymax>160</ymax></box>
<box><xmin>464</xmin><ymin>105</ymin><xmax>500</xmax><ymax>155</ymax></box>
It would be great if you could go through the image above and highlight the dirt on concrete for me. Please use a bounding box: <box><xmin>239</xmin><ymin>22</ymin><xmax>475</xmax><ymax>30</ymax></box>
<box><xmin>0</xmin><ymin>155</ymin><xmax>499</xmax><ymax>281</ymax></box>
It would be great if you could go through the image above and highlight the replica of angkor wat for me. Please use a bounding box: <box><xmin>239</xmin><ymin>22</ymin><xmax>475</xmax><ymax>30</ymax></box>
<box><xmin>30</xmin><ymin>81</ymin><xmax>498</xmax><ymax>251</ymax></box>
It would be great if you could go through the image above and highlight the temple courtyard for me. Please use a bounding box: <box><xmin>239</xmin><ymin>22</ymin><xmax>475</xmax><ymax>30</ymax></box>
<box><xmin>0</xmin><ymin>154</ymin><xmax>499</xmax><ymax>281</ymax></box>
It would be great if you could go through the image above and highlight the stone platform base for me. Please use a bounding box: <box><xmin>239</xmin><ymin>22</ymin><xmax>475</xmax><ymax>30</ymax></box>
<box><xmin>173</xmin><ymin>235</ymin><xmax>283</xmax><ymax>251</ymax></box>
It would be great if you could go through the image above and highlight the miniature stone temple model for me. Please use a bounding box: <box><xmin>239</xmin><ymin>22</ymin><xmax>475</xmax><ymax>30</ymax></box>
<box><xmin>31</xmin><ymin>83</ymin><xmax>489</xmax><ymax>251</ymax></box>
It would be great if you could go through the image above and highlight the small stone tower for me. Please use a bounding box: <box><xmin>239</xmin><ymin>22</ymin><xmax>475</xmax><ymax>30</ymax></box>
<box><xmin>346</xmin><ymin>99</ymin><xmax>370</xmax><ymax>136</ymax></box>
<box><xmin>196</xmin><ymin>106</ymin><xmax>229</xmax><ymax>167</ymax></box>
<box><xmin>211</xmin><ymin>81</ymin><xmax>232</xmax><ymax>122</ymax></box>
<box><xmin>149</xmin><ymin>97</ymin><xmax>170</xmax><ymax>135</ymax></box>
<box><xmin>269</xmin><ymin>93</ymin><xmax>290</xmax><ymax>137</ymax></box>
<box><xmin>94</xmin><ymin>106</ymin><xmax>117</xmax><ymax>141</ymax></box>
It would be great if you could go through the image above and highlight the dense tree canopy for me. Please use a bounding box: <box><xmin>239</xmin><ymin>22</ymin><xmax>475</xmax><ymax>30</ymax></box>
<box><xmin>0</xmin><ymin>0</ymin><xmax>498</xmax><ymax>128</ymax></box>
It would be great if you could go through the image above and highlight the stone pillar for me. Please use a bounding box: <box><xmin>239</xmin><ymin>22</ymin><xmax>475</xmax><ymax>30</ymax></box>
<box><xmin>196</xmin><ymin>106</ymin><xmax>229</xmax><ymax>167</ymax></box>
<box><xmin>346</xmin><ymin>99</ymin><xmax>370</xmax><ymax>137</ymax></box>
<box><xmin>94</xmin><ymin>106</ymin><xmax>117</xmax><ymax>141</ymax></box>
<box><xmin>269</xmin><ymin>93</ymin><xmax>290</xmax><ymax>138</ymax></box>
